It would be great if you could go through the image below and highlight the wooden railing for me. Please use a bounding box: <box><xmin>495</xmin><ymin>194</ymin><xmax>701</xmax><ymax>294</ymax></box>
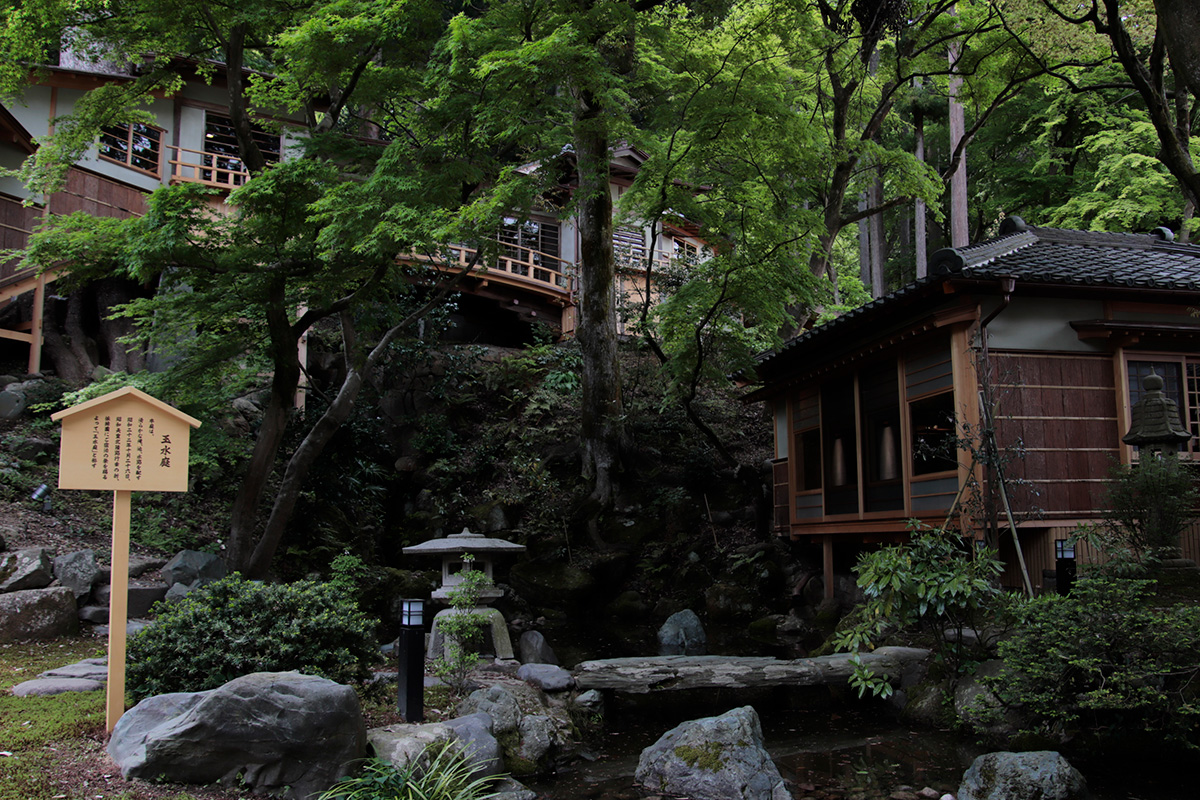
<box><xmin>426</xmin><ymin>242</ymin><xmax>576</xmax><ymax>299</ymax></box>
<box><xmin>166</xmin><ymin>145</ymin><xmax>249</xmax><ymax>189</ymax></box>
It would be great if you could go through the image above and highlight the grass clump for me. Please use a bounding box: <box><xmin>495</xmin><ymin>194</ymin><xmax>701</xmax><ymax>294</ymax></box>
<box><xmin>319</xmin><ymin>741</ymin><xmax>502</xmax><ymax>800</ymax></box>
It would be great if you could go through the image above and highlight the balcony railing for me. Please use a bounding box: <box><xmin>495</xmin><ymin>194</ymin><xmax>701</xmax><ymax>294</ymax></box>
<box><xmin>167</xmin><ymin>145</ymin><xmax>250</xmax><ymax>189</ymax></box>
<box><xmin>420</xmin><ymin>242</ymin><xmax>576</xmax><ymax>300</ymax></box>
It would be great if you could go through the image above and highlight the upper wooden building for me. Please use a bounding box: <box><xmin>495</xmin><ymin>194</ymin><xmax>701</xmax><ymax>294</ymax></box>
<box><xmin>1</xmin><ymin>52</ymin><xmax>706</xmax><ymax>370</ymax></box>
<box><xmin>747</xmin><ymin>218</ymin><xmax>1200</xmax><ymax>593</ymax></box>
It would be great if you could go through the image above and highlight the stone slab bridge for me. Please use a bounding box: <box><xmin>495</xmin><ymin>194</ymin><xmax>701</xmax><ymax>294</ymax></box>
<box><xmin>571</xmin><ymin>646</ymin><xmax>931</xmax><ymax>694</ymax></box>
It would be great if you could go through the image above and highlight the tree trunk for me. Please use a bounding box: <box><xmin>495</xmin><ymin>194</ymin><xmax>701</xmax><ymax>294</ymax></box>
<box><xmin>948</xmin><ymin>35</ymin><xmax>969</xmax><ymax>248</ymax></box>
<box><xmin>1154</xmin><ymin>0</ymin><xmax>1200</xmax><ymax>100</ymax></box>
<box><xmin>225</xmin><ymin>277</ymin><xmax>301</xmax><ymax>573</ymax></box>
<box><xmin>245</xmin><ymin>310</ymin><xmax>367</xmax><ymax>578</ymax></box>
<box><xmin>573</xmin><ymin>88</ymin><xmax>622</xmax><ymax>507</ymax></box>
<box><xmin>915</xmin><ymin>109</ymin><xmax>928</xmax><ymax>279</ymax></box>
<box><xmin>94</xmin><ymin>279</ymin><xmax>144</xmax><ymax>373</ymax></box>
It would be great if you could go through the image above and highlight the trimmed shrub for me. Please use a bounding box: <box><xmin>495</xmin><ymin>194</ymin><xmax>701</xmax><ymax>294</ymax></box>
<box><xmin>993</xmin><ymin>575</ymin><xmax>1200</xmax><ymax>751</ymax></box>
<box><xmin>126</xmin><ymin>574</ymin><xmax>377</xmax><ymax>700</ymax></box>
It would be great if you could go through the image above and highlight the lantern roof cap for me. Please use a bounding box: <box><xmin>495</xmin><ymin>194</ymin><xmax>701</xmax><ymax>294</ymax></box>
<box><xmin>402</xmin><ymin>527</ymin><xmax>526</xmax><ymax>556</ymax></box>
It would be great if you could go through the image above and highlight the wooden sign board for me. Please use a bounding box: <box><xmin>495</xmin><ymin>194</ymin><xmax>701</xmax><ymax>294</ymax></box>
<box><xmin>51</xmin><ymin>386</ymin><xmax>201</xmax><ymax>493</ymax></box>
<box><xmin>51</xmin><ymin>386</ymin><xmax>200</xmax><ymax>732</ymax></box>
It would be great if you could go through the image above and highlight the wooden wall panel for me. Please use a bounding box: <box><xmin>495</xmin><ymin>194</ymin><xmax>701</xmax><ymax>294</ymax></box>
<box><xmin>48</xmin><ymin>168</ymin><xmax>148</xmax><ymax>220</ymax></box>
<box><xmin>989</xmin><ymin>352</ymin><xmax>1118</xmax><ymax>519</ymax></box>
<box><xmin>0</xmin><ymin>195</ymin><xmax>39</xmax><ymax>283</ymax></box>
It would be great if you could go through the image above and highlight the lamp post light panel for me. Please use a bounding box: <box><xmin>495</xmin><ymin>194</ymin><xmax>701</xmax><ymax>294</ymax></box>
<box><xmin>52</xmin><ymin>387</ymin><xmax>201</xmax><ymax>493</ymax></box>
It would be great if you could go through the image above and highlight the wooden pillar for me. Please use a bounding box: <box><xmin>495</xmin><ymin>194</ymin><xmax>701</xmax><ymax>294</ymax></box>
<box><xmin>27</xmin><ymin>273</ymin><xmax>45</xmax><ymax>375</ymax></box>
<box><xmin>107</xmin><ymin>489</ymin><xmax>132</xmax><ymax>731</ymax></box>
<box><xmin>823</xmin><ymin>535</ymin><xmax>834</xmax><ymax>599</ymax></box>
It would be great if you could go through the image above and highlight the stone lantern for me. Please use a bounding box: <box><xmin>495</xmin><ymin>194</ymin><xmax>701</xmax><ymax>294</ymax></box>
<box><xmin>402</xmin><ymin>528</ymin><xmax>526</xmax><ymax>659</ymax></box>
<box><xmin>1122</xmin><ymin>370</ymin><xmax>1193</xmax><ymax>456</ymax></box>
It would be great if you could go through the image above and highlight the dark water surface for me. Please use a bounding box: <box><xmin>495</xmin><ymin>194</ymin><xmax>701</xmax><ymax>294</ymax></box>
<box><xmin>528</xmin><ymin>699</ymin><xmax>1195</xmax><ymax>800</ymax></box>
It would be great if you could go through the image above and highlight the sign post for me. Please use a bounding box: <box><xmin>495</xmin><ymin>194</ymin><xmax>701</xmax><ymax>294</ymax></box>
<box><xmin>51</xmin><ymin>387</ymin><xmax>200</xmax><ymax>732</ymax></box>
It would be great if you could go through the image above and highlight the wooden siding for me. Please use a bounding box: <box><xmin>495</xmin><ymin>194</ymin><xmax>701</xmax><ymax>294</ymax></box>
<box><xmin>1009</xmin><ymin>521</ymin><xmax>1200</xmax><ymax>592</ymax></box>
<box><xmin>989</xmin><ymin>351</ymin><xmax>1118</xmax><ymax>519</ymax></box>
<box><xmin>2</xmin><ymin>169</ymin><xmax>146</xmax><ymax>287</ymax></box>
<box><xmin>0</xmin><ymin>195</ymin><xmax>39</xmax><ymax>283</ymax></box>
<box><xmin>48</xmin><ymin>168</ymin><xmax>148</xmax><ymax>220</ymax></box>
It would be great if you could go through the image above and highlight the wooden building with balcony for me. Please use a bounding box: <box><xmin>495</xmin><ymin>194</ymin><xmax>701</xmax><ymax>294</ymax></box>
<box><xmin>2</xmin><ymin>56</ymin><xmax>706</xmax><ymax>367</ymax></box>
<box><xmin>745</xmin><ymin>219</ymin><xmax>1200</xmax><ymax>596</ymax></box>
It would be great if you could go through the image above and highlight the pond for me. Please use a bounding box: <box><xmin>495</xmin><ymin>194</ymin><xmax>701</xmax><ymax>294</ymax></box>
<box><xmin>527</xmin><ymin>693</ymin><xmax>1195</xmax><ymax>800</ymax></box>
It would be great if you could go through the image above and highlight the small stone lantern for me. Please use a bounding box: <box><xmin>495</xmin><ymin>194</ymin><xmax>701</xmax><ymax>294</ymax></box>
<box><xmin>1122</xmin><ymin>370</ymin><xmax>1193</xmax><ymax>456</ymax></box>
<box><xmin>402</xmin><ymin>528</ymin><xmax>526</xmax><ymax>660</ymax></box>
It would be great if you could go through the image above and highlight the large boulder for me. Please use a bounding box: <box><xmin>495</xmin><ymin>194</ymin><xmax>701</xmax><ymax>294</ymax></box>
<box><xmin>0</xmin><ymin>587</ymin><xmax>78</xmax><ymax>641</ymax></box>
<box><xmin>53</xmin><ymin>550</ymin><xmax>100</xmax><ymax>600</ymax></box>
<box><xmin>957</xmin><ymin>751</ymin><xmax>1091</xmax><ymax>800</ymax></box>
<box><xmin>0</xmin><ymin>547</ymin><xmax>54</xmax><ymax>592</ymax></box>
<box><xmin>635</xmin><ymin>705</ymin><xmax>789</xmax><ymax>800</ymax></box>
<box><xmin>108</xmin><ymin>671</ymin><xmax>365</xmax><ymax>799</ymax></box>
<box><xmin>93</xmin><ymin>582</ymin><xmax>169</xmax><ymax>617</ymax></box>
<box><xmin>518</xmin><ymin>630</ymin><xmax>558</xmax><ymax>665</ymax></box>
<box><xmin>657</xmin><ymin>608</ymin><xmax>707</xmax><ymax>656</ymax></box>
<box><xmin>444</xmin><ymin>713</ymin><xmax>504</xmax><ymax>777</ymax></box>
<box><xmin>161</xmin><ymin>550</ymin><xmax>227</xmax><ymax>588</ymax></box>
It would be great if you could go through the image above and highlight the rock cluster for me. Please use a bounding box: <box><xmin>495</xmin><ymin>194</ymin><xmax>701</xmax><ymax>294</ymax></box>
<box><xmin>0</xmin><ymin>543</ymin><xmax>227</xmax><ymax>642</ymax></box>
<box><xmin>371</xmin><ymin>670</ymin><xmax>579</xmax><ymax>784</ymax></box>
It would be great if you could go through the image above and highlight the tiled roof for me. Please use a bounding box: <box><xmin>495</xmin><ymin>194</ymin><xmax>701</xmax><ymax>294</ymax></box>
<box><xmin>934</xmin><ymin>223</ymin><xmax>1200</xmax><ymax>290</ymax></box>
<box><xmin>752</xmin><ymin>220</ymin><xmax>1200</xmax><ymax>377</ymax></box>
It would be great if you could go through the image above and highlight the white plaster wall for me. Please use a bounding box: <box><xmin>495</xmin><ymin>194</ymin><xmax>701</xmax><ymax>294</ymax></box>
<box><xmin>0</xmin><ymin>148</ymin><xmax>33</xmax><ymax>201</ymax></box>
<box><xmin>981</xmin><ymin>296</ymin><xmax>1108</xmax><ymax>353</ymax></box>
<box><xmin>774</xmin><ymin>400</ymin><xmax>789</xmax><ymax>459</ymax></box>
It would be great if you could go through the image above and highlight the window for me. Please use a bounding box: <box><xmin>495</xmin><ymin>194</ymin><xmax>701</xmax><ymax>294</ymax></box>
<box><xmin>99</xmin><ymin>122</ymin><xmax>162</xmax><ymax>175</ymax></box>
<box><xmin>786</xmin><ymin>338</ymin><xmax>960</xmax><ymax>524</ymax></box>
<box><xmin>1127</xmin><ymin>357</ymin><xmax>1199</xmax><ymax>456</ymax></box>
<box><xmin>861</xmin><ymin>363</ymin><xmax>903</xmax><ymax>512</ymax></box>
<box><xmin>905</xmin><ymin>344</ymin><xmax>957</xmax><ymax>476</ymax></box>
<box><xmin>203</xmin><ymin>113</ymin><xmax>281</xmax><ymax>186</ymax></box>
<box><xmin>498</xmin><ymin>217</ymin><xmax>561</xmax><ymax>281</ymax></box>
<box><xmin>821</xmin><ymin>378</ymin><xmax>859</xmax><ymax>516</ymax></box>
<box><xmin>674</xmin><ymin>238</ymin><xmax>700</xmax><ymax>262</ymax></box>
<box><xmin>910</xmin><ymin>392</ymin><xmax>957</xmax><ymax>475</ymax></box>
<box><xmin>499</xmin><ymin>218</ymin><xmax>560</xmax><ymax>259</ymax></box>
<box><xmin>613</xmin><ymin>226</ymin><xmax>647</xmax><ymax>266</ymax></box>
<box><xmin>792</xmin><ymin>391</ymin><xmax>821</xmax><ymax>492</ymax></box>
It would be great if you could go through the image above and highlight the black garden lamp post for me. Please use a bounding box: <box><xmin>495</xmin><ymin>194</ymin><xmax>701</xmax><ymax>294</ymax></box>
<box><xmin>397</xmin><ymin>598</ymin><xmax>425</xmax><ymax>722</ymax></box>
<box><xmin>1054</xmin><ymin>538</ymin><xmax>1076</xmax><ymax>596</ymax></box>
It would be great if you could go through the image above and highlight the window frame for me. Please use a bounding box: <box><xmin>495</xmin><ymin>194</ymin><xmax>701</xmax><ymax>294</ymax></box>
<box><xmin>202</xmin><ymin>111</ymin><xmax>282</xmax><ymax>186</ymax></box>
<box><xmin>98</xmin><ymin>121</ymin><xmax>164</xmax><ymax>177</ymax></box>
<box><xmin>1122</xmin><ymin>352</ymin><xmax>1199</xmax><ymax>460</ymax></box>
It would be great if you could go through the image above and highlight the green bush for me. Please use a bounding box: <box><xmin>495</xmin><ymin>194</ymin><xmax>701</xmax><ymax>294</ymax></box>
<box><xmin>126</xmin><ymin>574</ymin><xmax>377</xmax><ymax>700</ymax></box>
<box><xmin>1073</xmin><ymin>455</ymin><xmax>1198</xmax><ymax>570</ymax></box>
<box><xmin>832</xmin><ymin>522</ymin><xmax>1003</xmax><ymax>696</ymax></box>
<box><xmin>993</xmin><ymin>575</ymin><xmax>1200</xmax><ymax>750</ymax></box>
